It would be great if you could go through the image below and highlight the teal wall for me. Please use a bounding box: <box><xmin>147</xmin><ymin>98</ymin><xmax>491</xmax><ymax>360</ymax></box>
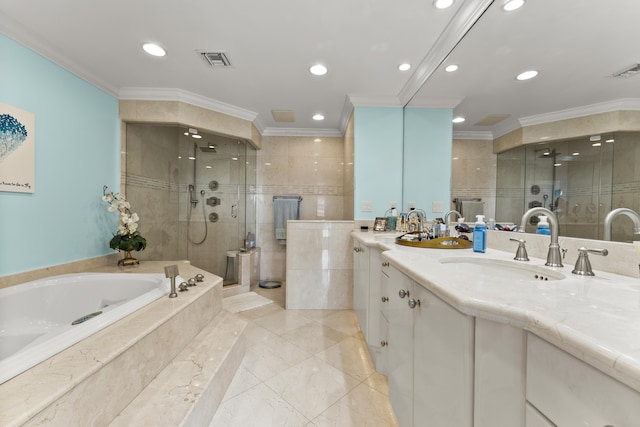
<box><xmin>0</xmin><ymin>34</ymin><xmax>120</xmax><ymax>277</ymax></box>
<box><xmin>353</xmin><ymin>106</ymin><xmax>452</xmax><ymax>221</ymax></box>
<box><xmin>403</xmin><ymin>108</ymin><xmax>453</xmax><ymax>216</ymax></box>
<box><xmin>354</xmin><ymin>107</ymin><xmax>404</xmax><ymax>220</ymax></box>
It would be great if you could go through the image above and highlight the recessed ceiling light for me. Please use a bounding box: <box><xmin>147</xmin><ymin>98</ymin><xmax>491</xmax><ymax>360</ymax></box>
<box><xmin>503</xmin><ymin>0</ymin><xmax>525</xmax><ymax>11</ymax></box>
<box><xmin>313</xmin><ymin>114</ymin><xmax>325</xmax><ymax>121</ymax></box>
<box><xmin>309</xmin><ymin>64</ymin><xmax>328</xmax><ymax>76</ymax></box>
<box><xmin>188</xmin><ymin>156</ymin><xmax>196</xmax><ymax>160</ymax></box>
<box><xmin>452</xmin><ymin>117</ymin><xmax>465</xmax><ymax>123</ymax></box>
<box><xmin>573</xmin><ymin>152</ymin><xmax>580</xmax><ymax>156</ymax></box>
<box><xmin>205</xmin><ymin>165</ymin><xmax>212</xmax><ymax>169</ymax></box>
<box><xmin>398</xmin><ymin>63</ymin><xmax>411</xmax><ymax>71</ymax></box>
<box><xmin>516</xmin><ymin>70</ymin><xmax>538</xmax><ymax>81</ymax></box>
<box><xmin>445</xmin><ymin>64</ymin><xmax>459</xmax><ymax>72</ymax></box>
<box><xmin>192</xmin><ymin>134</ymin><xmax>202</xmax><ymax>139</ymax></box>
<box><xmin>433</xmin><ymin>0</ymin><xmax>454</xmax><ymax>9</ymax></box>
<box><xmin>142</xmin><ymin>43</ymin><xmax>166</xmax><ymax>57</ymax></box>
<box><xmin>592</xmin><ymin>142</ymin><xmax>602</xmax><ymax>147</ymax></box>
<box><xmin>554</xmin><ymin>163</ymin><xmax>562</xmax><ymax>167</ymax></box>
<box><xmin>314</xmin><ymin>138</ymin><xmax>322</xmax><ymax>142</ymax></box>
<box><xmin>606</xmin><ymin>138</ymin><xmax>615</xmax><ymax>143</ymax></box>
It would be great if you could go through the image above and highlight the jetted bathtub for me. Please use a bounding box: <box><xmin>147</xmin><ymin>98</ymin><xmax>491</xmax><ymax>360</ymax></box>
<box><xmin>0</xmin><ymin>272</ymin><xmax>171</xmax><ymax>384</ymax></box>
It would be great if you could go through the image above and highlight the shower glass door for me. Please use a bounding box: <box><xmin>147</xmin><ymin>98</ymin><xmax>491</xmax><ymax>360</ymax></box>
<box><xmin>124</xmin><ymin>123</ymin><xmax>256</xmax><ymax>280</ymax></box>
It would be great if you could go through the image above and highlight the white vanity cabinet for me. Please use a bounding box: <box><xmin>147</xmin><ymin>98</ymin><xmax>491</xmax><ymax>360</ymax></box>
<box><xmin>526</xmin><ymin>333</ymin><xmax>640</xmax><ymax>427</ymax></box>
<box><xmin>352</xmin><ymin>240</ymin><xmax>369</xmax><ymax>340</ymax></box>
<box><xmin>382</xmin><ymin>262</ymin><xmax>474</xmax><ymax>427</ymax></box>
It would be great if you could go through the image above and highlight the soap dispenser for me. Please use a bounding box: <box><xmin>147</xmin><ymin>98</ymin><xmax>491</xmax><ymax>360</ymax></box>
<box><xmin>473</xmin><ymin>215</ymin><xmax>486</xmax><ymax>253</ymax></box>
<box><xmin>536</xmin><ymin>215</ymin><xmax>551</xmax><ymax>235</ymax></box>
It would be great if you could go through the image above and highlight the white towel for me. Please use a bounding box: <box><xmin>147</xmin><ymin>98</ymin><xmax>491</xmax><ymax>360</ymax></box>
<box><xmin>274</xmin><ymin>198</ymin><xmax>300</xmax><ymax>245</ymax></box>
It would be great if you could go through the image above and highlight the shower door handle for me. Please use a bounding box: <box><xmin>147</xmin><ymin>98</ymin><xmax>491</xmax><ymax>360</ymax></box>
<box><xmin>231</xmin><ymin>204</ymin><xmax>238</xmax><ymax>218</ymax></box>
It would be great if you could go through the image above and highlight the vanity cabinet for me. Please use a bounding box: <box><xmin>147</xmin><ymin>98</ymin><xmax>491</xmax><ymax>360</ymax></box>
<box><xmin>526</xmin><ymin>333</ymin><xmax>640</xmax><ymax>427</ymax></box>
<box><xmin>382</xmin><ymin>263</ymin><xmax>474</xmax><ymax>427</ymax></box>
<box><xmin>352</xmin><ymin>240</ymin><xmax>369</xmax><ymax>340</ymax></box>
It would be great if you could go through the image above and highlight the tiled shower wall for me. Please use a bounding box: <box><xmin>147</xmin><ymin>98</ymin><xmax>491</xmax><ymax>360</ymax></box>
<box><xmin>256</xmin><ymin>135</ymin><xmax>347</xmax><ymax>281</ymax></box>
<box><xmin>451</xmin><ymin>138</ymin><xmax>497</xmax><ymax>221</ymax></box>
<box><xmin>124</xmin><ymin>124</ymin><xmax>255</xmax><ymax>277</ymax></box>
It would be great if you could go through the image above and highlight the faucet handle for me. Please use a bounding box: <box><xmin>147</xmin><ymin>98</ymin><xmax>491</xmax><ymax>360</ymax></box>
<box><xmin>510</xmin><ymin>238</ymin><xmax>530</xmax><ymax>262</ymax></box>
<box><xmin>572</xmin><ymin>247</ymin><xmax>608</xmax><ymax>276</ymax></box>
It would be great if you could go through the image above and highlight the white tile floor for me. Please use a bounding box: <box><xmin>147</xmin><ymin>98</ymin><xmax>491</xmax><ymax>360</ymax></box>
<box><xmin>210</xmin><ymin>284</ymin><xmax>399</xmax><ymax>426</ymax></box>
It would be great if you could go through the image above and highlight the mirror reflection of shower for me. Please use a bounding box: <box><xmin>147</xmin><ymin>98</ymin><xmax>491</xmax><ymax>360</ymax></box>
<box><xmin>187</xmin><ymin>141</ymin><xmax>208</xmax><ymax>245</ymax></box>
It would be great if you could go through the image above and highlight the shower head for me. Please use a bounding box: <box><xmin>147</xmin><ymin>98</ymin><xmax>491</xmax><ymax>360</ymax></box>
<box><xmin>199</xmin><ymin>144</ymin><xmax>217</xmax><ymax>153</ymax></box>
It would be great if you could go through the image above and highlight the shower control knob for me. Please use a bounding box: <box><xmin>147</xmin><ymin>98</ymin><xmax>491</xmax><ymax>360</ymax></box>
<box><xmin>178</xmin><ymin>282</ymin><xmax>189</xmax><ymax>292</ymax></box>
<box><xmin>187</xmin><ymin>277</ymin><xmax>197</xmax><ymax>286</ymax></box>
<box><xmin>195</xmin><ymin>274</ymin><xmax>204</xmax><ymax>282</ymax></box>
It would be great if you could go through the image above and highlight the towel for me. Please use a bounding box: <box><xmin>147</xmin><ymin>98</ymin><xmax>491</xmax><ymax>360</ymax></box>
<box><xmin>274</xmin><ymin>198</ymin><xmax>300</xmax><ymax>245</ymax></box>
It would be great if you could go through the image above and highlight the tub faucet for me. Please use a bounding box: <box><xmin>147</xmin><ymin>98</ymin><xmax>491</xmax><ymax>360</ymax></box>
<box><xmin>518</xmin><ymin>207</ymin><xmax>563</xmax><ymax>267</ymax></box>
<box><xmin>603</xmin><ymin>208</ymin><xmax>640</xmax><ymax>240</ymax></box>
<box><xmin>164</xmin><ymin>264</ymin><xmax>179</xmax><ymax>298</ymax></box>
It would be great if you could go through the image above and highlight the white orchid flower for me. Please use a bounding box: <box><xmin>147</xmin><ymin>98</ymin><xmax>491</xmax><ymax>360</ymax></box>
<box><xmin>108</xmin><ymin>205</ymin><xmax>118</xmax><ymax>212</ymax></box>
<box><xmin>131</xmin><ymin>213</ymin><xmax>139</xmax><ymax>222</ymax></box>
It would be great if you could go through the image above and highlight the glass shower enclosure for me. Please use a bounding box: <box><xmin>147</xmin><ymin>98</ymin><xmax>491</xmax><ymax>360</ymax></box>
<box><xmin>125</xmin><ymin>123</ymin><xmax>256</xmax><ymax>282</ymax></box>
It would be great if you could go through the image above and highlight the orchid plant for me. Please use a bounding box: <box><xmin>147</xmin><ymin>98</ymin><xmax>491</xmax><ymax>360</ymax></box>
<box><xmin>102</xmin><ymin>185</ymin><xmax>147</xmax><ymax>252</ymax></box>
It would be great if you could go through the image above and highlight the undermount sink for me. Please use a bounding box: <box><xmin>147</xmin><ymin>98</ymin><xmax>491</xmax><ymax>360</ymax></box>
<box><xmin>439</xmin><ymin>257</ymin><xmax>566</xmax><ymax>282</ymax></box>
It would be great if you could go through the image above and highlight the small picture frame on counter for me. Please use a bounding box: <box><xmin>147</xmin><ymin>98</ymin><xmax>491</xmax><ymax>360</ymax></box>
<box><xmin>373</xmin><ymin>217</ymin><xmax>388</xmax><ymax>232</ymax></box>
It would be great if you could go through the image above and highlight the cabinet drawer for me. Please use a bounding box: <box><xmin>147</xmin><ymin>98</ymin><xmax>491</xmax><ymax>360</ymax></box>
<box><xmin>526</xmin><ymin>333</ymin><xmax>640</xmax><ymax>426</ymax></box>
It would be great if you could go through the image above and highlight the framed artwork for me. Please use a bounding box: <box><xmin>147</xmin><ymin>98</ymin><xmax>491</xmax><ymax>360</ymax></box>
<box><xmin>373</xmin><ymin>217</ymin><xmax>388</xmax><ymax>232</ymax></box>
<box><xmin>0</xmin><ymin>103</ymin><xmax>35</xmax><ymax>193</ymax></box>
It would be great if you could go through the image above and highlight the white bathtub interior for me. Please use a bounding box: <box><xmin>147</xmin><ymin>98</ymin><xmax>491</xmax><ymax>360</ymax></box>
<box><xmin>0</xmin><ymin>272</ymin><xmax>171</xmax><ymax>384</ymax></box>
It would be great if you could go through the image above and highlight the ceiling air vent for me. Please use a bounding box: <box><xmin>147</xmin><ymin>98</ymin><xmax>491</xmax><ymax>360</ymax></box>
<box><xmin>198</xmin><ymin>51</ymin><xmax>232</xmax><ymax>67</ymax></box>
<box><xmin>611</xmin><ymin>63</ymin><xmax>640</xmax><ymax>78</ymax></box>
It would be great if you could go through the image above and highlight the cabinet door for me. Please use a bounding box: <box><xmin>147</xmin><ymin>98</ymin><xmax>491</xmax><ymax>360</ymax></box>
<box><xmin>413</xmin><ymin>284</ymin><xmax>474</xmax><ymax>427</ymax></box>
<box><xmin>525</xmin><ymin>403</ymin><xmax>555</xmax><ymax>427</ymax></box>
<box><xmin>386</xmin><ymin>266</ymin><xmax>414</xmax><ymax>427</ymax></box>
<box><xmin>527</xmin><ymin>333</ymin><xmax>640</xmax><ymax>427</ymax></box>
<box><xmin>352</xmin><ymin>241</ymin><xmax>369</xmax><ymax>340</ymax></box>
<box><xmin>474</xmin><ymin>318</ymin><xmax>526</xmax><ymax>427</ymax></box>
<box><xmin>367</xmin><ymin>247</ymin><xmax>383</xmax><ymax>347</ymax></box>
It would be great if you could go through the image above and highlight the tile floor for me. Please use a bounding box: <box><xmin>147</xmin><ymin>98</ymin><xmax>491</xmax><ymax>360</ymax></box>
<box><xmin>210</xmin><ymin>284</ymin><xmax>399</xmax><ymax>426</ymax></box>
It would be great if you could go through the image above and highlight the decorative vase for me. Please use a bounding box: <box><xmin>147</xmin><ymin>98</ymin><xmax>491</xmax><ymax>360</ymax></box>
<box><xmin>118</xmin><ymin>250</ymin><xmax>139</xmax><ymax>266</ymax></box>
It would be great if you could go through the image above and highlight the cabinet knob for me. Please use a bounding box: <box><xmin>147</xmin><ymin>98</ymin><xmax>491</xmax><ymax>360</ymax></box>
<box><xmin>381</xmin><ymin>261</ymin><xmax>389</xmax><ymax>267</ymax></box>
<box><xmin>381</xmin><ymin>296</ymin><xmax>389</xmax><ymax>302</ymax></box>
<box><xmin>353</xmin><ymin>247</ymin><xmax>361</xmax><ymax>253</ymax></box>
<box><xmin>408</xmin><ymin>298</ymin><xmax>421</xmax><ymax>309</ymax></box>
<box><xmin>398</xmin><ymin>289</ymin><xmax>409</xmax><ymax>299</ymax></box>
<box><xmin>380</xmin><ymin>340</ymin><xmax>388</xmax><ymax>347</ymax></box>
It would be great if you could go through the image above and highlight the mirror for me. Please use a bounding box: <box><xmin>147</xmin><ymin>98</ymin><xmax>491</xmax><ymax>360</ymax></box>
<box><xmin>407</xmin><ymin>0</ymin><xmax>640</xmax><ymax>242</ymax></box>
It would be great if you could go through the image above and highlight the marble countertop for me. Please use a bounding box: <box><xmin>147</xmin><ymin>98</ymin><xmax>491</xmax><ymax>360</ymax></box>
<box><xmin>353</xmin><ymin>231</ymin><xmax>640</xmax><ymax>393</ymax></box>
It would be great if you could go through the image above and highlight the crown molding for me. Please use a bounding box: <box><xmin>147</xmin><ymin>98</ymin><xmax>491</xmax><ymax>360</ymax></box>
<box><xmin>118</xmin><ymin>87</ymin><xmax>259</xmax><ymax>122</ymax></box>
<box><xmin>0</xmin><ymin>13</ymin><xmax>118</xmax><ymax>97</ymax></box>
<box><xmin>452</xmin><ymin>130</ymin><xmax>494</xmax><ymax>141</ymax></box>
<box><xmin>397</xmin><ymin>0</ymin><xmax>494</xmax><ymax>106</ymax></box>
<box><xmin>405</xmin><ymin>97</ymin><xmax>462</xmax><ymax>109</ymax></box>
<box><xmin>261</xmin><ymin>127</ymin><xmax>343</xmax><ymax>137</ymax></box>
<box><xmin>348</xmin><ymin>95</ymin><xmax>403</xmax><ymax>108</ymax></box>
<box><xmin>519</xmin><ymin>98</ymin><xmax>640</xmax><ymax>127</ymax></box>
<box><xmin>338</xmin><ymin>96</ymin><xmax>354</xmax><ymax>135</ymax></box>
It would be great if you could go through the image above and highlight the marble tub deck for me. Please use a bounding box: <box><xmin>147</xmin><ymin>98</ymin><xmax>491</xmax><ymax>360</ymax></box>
<box><xmin>0</xmin><ymin>261</ymin><xmax>228</xmax><ymax>426</ymax></box>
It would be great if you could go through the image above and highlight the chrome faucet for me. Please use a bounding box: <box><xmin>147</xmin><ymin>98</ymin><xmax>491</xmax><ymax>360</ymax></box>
<box><xmin>518</xmin><ymin>207</ymin><xmax>563</xmax><ymax>267</ymax></box>
<box><xmin>407</xmin><ymin>209</ymin><xmax>426</xmax><ymax>240</ymax></box>
<box><xmin>444</xmin><ymin>210</ymin><xmax>462</xmax><ymax>225</ymax></box>
<box><xmin>164</xmin><ymin>264</ymin><xmax>179</xmax><ymax>298</ymax></box>
<box><xmin>603</xmin><ymin>208</ymin><xmax>640</xmax><ymax>241</ymax></box>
